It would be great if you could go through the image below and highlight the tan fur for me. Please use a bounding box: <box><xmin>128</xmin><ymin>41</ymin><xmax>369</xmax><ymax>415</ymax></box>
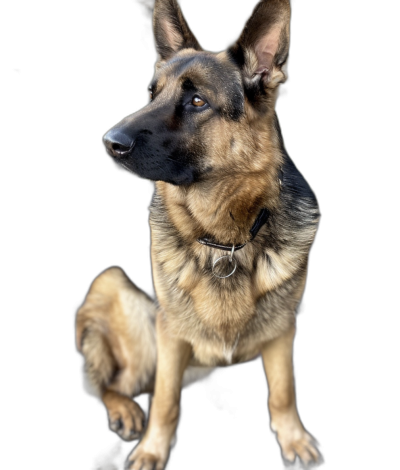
<box><xmin>102</xmin><ymin>389</ymin><xmax>146</xmax><ymax>441</ymax></box>
<box><xmin>76</xmin><ymin>267</ymin><xmax>157</xmax><ymax>395</ymax></box>
<box><xmin>262</xmin><ymin>326</ymin><xmax>320</xmax><ymax>464</ymax></box>
<box><xmin>77</xmin><ymin>0</ymin><xmax>321</xmax><ymax>467</ymax></box>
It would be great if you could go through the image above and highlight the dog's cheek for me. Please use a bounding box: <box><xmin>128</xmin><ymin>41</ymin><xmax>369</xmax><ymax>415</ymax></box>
<box><xmin>175</xmin><ymin>137</ymin><xmax>213</xmax><ymax>178</ymax></box>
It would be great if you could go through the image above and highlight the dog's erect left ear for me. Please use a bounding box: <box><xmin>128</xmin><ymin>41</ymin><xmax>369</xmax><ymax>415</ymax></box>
<box><xmin>229</xmin><ymin>0</ymin><xmax>290</xmax><ymax>89</ymax></box>
<box><xmin>153</xmin><ymin>0</ymin><xmax>202</xmax><ymax>61</ymax></box>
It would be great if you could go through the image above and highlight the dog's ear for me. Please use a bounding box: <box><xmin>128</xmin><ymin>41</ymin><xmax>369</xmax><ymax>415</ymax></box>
<box><xmin>153</xmin><ymin>0</ymin><xmax>202</xmax><ymax>61</ymax></box>
<box><xmin>229</xmin><ymin>0</ymin><xmax>290</xmax><ymax>89</ymax></box>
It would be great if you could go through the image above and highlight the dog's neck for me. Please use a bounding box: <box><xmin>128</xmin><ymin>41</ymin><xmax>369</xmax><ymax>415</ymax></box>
<box><xmin>156</xmin><ymin>120</ymin><xmax>282</xmax><ymax>247</ymax></box>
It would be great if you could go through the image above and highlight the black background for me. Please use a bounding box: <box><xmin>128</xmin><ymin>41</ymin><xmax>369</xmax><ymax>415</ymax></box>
<box><xmin>9</xmin><ymin>0</ymin><xmax>378</xmax><ymax>470</ymax></box>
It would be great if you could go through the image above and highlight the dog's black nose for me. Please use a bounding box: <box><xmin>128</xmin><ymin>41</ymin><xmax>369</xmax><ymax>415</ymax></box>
<box><xmin>103</xmin><ymin>129</ymin><xmax>135</xmax><ymax>158</ymax></box>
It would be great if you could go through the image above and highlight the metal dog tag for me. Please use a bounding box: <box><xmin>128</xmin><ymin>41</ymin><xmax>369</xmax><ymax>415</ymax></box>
<box><xmin>212</xmin><ymin>246</ymin><xmax>237</xmax><ymax>279</ymax></box>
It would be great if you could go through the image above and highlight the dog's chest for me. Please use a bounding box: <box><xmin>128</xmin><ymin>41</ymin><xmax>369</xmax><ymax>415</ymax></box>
<box><xmin>154</xmin><ymin>255</ymin><xmax>265</xmax><ymax>360</ymax></box>
<box><xmin>191</xmin><ymin>333</ymin><xmax>242</xmax><ymax>366</ymax></box>
<box><xmin>154</xmin><ymin>242</ymin><xmax>256</xmax><ymax>322</ymax></box>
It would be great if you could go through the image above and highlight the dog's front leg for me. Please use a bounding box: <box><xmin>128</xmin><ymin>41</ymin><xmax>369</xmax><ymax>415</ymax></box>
<box><xmin>262</xmin><ymin>325</ymin><xmax>321</xmax><ymax>466</ymax></box>
<box><xmin>126</xmin><ymin>313</ymin><xmax>191</xmax><ymax>470</ymax></box>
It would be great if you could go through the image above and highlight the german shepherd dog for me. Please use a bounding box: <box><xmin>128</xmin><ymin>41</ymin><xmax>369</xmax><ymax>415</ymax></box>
<box><xmin>76</xmin><ymin>0</ymin><xmax>321</xmax><ymax>468</ymax></box>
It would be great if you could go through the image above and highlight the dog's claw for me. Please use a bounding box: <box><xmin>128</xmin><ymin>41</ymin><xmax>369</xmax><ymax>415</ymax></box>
<box><xmin>110</xmin><ymin>418</ymin><xmax>123</xmax><ymax>432</ymax></box>
<box><xmin>283</xmin><ymin>459</ymin><xmax>299</xmax><ymax>470</ymax></box>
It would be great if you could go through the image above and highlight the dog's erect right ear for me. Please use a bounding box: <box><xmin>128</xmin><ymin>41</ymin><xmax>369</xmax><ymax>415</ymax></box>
<box><xmin>229</xmin><ymin>0</ymin><xmax>291</xmax><ymax>89</ymax></box>
<box><xmin>153</xmin><ymin>0</ymin><xmax>202</xmax><ymax>61</ymax></box>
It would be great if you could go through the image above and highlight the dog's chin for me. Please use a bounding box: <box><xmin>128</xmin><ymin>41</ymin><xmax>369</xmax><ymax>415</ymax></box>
<box><xmin>111</xmin><ymin>156</ymin><xmax>199</xmax><ymax>186</ymax></box>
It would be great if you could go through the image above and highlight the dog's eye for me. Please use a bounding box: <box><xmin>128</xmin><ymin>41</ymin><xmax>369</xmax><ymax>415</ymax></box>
<box><xmin>191</xmin><ymin>96</ymin><xmax>206</xmax><ymax>107</ymax></box>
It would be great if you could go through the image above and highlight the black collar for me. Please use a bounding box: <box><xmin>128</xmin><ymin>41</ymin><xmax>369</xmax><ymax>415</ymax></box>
<box><xmin>197</xmin><ymin>167</ymin><xmax>283</xmax><ymax>252</ymax></box>
<box><xmin>197</xmin><ymin>208</ymin><xmax>270</xmax><ymax>252</ymax></box>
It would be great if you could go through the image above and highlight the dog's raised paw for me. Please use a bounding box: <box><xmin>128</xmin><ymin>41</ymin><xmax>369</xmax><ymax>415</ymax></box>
<box><xmin>105</xmin><ymin>393</ymin><xmax>145</xmax><ymax>441</ymax></box>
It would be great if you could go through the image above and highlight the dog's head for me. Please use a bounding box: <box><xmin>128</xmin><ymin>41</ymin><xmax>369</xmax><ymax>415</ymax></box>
<box><xmin>103</xmin><ymin>0</ymin><xmax>290</xmax><ymax>185</ymax></box>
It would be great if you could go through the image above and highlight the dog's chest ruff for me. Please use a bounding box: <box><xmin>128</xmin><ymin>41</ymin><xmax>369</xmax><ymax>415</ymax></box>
<box><xmin>150</xmin><ymin>151</ymin><xmax>320</xmax><ymax>365</ymax></box>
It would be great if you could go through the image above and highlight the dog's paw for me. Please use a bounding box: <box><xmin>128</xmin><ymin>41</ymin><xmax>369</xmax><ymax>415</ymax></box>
<box><xmin>280</xmin><ymin>432</ymin><xmax>322</xmax><ymax>467</ymax></box>
<box><xmin>125</xmin><ymin>443</ymin><xmax>167</xmax><ymax>470</ymax></box>
<box><xmin>272</xmin><ymin>414</ymin><xmax>322</xmax><ymax>467</ymax></box>
<box><xmin>107</xmin><ymin>395</ymin><xmax>145</xmax><ymax>441</ymax></box>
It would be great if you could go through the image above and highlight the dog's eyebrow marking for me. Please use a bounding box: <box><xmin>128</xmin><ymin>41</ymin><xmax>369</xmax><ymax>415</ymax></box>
<box><xmin>150</xmin><ymin>72</ymin><xmax>171</xmax><ymax>96</ymax></box>
<box><xmin>181</xmin><ymin>78</ymin><xmax>197</xmax><ymax>92</ymax></box>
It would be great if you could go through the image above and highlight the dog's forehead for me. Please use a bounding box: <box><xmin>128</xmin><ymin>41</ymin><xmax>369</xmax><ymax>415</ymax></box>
<box><xmin>155</xmin><ymin>50</ymin><xmax>242</xmax><ymax>97</ymax></box>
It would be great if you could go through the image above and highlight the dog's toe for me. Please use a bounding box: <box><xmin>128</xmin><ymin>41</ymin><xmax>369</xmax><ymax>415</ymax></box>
<box><xmin>273</xmin><ymin>413</ymin><xmax>322</xmax><ymax>468</ymax></box>
<box><xmin>126</xmin><ymin>445</ymin><xmax>166</xmax><ymax>470</ymax></box>
<box><xmin>110</xmin><ymin>417</ymin><xmax>123</xmax><ymax>432</ymax></box>
<box><xmin>281</xmin><ymin>435</ymin><xmax>322</xmax><ymax>468</ymax></box>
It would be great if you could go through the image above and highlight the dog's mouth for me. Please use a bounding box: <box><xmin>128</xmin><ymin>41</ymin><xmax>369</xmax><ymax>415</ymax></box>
<box><xmin>106</xmin><ymin>146</ymin><xmax>156</xmax><ymax>183</ymax></box>
<box><xmin>116</xmin><ymin>160</ymin><xmax>137</xmax><ymax>176</ymax></box>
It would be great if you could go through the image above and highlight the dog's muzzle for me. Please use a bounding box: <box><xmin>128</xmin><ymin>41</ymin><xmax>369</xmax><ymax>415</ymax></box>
<box><xmin>103</xmin><ymin>128</ymin><xmax>135</xmax><ymax>159</ymax></box>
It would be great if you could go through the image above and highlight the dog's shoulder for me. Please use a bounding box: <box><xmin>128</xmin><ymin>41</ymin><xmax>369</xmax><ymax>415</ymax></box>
<box><xmin>281</xmin><ymin>152</ymin><xmax>319</xmax><ymax>217</ymax></box>
<box><xmin>274</xmin><ymin>114</ymin><xmax>319</xmax><ymax>232</ymax></box>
